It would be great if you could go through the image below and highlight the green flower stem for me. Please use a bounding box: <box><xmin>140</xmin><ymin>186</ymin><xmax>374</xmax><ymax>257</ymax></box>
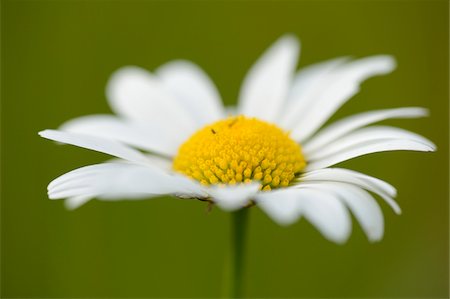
<box><xmin>228</xmin><ymin>207</ymin><xmax>249</xmax><ymax>298</ymax></box>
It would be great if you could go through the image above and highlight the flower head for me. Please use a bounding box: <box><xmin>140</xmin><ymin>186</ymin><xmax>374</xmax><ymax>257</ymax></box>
<box><xmin>40</xmin><ymin>35</ymin><xmax>435</xmax><ymax>243</ymax></box>
<box><xmin>173</xmin><ymin>116</ymin><xmax>306</xmax><ymax>190</ymax></box>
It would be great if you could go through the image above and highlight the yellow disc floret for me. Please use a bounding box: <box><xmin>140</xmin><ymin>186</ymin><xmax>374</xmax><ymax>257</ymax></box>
<box><xmin>173</xmin><ymin>116</ymin><xmax>306</xmax><ymax>191</ymax></box>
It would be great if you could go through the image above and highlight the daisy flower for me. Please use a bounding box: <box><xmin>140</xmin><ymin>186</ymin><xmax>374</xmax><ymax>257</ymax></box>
<box><xmin>40</xmin><ymin>35</ymin><xmax>435</xmax><ymax>244</ymax></box>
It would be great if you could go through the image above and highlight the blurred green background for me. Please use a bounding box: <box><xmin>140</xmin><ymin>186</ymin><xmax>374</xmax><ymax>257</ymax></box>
<box><xmin>1</xmin><ymin>0</ymin><xmax>448</xmax><ymax>297</ymax></box>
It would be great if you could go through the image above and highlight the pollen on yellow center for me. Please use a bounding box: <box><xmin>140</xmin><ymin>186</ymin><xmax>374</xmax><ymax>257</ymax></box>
<box><xmin>173</xmin><ymin>116</ymin><xmax>306</xmax><ymax>191</ymax></box>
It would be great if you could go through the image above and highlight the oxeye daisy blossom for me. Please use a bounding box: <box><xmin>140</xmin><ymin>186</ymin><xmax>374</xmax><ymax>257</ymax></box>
<box><xmin>40</xmin><ymin>35</ymin><xmax>435</xmax><ymax>245</ymax></box>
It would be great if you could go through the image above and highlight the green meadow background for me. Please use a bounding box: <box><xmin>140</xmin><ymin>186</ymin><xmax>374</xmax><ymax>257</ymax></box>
<box><xmin>1</xmin><ymin>0</ymin><xmax>448</xmax><ymax>297</ymax></box>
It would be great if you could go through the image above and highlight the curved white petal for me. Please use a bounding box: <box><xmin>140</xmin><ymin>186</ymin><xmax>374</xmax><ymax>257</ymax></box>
<box><xmin>156</xmin><ymin>60</ymin><xmax>225</xmax><ymax>126</ymax></box>
<box><xmin>288</xmin><ymin>55</ymin><xmax>396</xmax><ymax>142</ymax></box>
<box><xmin>48</xmin><ymin>163</ymin><xmax>206</xmax><ymax>202</ymax></box>
<box><xmin>65</xmin><ymin>195</ymin><xmax>93</xmax><ymax>210</ymax></box>
<box><xmin>60</xmin><ymin>114</ymin><xmax>180</xmax><ymax>157</ymax></box>
<box><xmin>106</xmin><ymin>66</ymin><xmax>197</xmax><ymax>142</ymax></box>
<box><xmin>39</xmin><ymin>130</ymin><xmax>151</xmax><ymax>164</ymax></box>
<box><xmin>297</xmin><ymin>188</ymin><xmax>352</xmax><ymax>244</ymax></box>
<box><xmin>305</xmin><ymin>139</ymin><xmax>435</xmax><ymax>171</ymax></box>
<box><xmin>238</xmin><ymin>35</ymin><xmax>300</xmax><ymax>123</ymax></box>
<box><xmin>207</xmin><ymin>183</ymin><xmax>261</xmax><ymax>211</ymax></box>
<box><xmin>256</xmin><ymin>189</ymin><xmax>301</xmax><ymax>225</ymax></box>
<box><xmin>106</xmin><ymin>155</ymin><xmax>173</xmax><ymax>173</ymax></box>
<box><xmin>279</xmin><ymin>57</ymin><xmax>349</xmax><ymax>129</ymax></box>
<box><xmin>49</xmin><ymin>166</ymin><xmax>100</xmax><ymax>192</ymax></box>
<box><xmin>303</xmin><ymin>107</ymin><xmax>429</xmax><ymax>153</ymax></box>
<box><xmin>306</xmin><ymin>126</ymin><xmax>436</xmax><ymax>160</ymax></box>
<box><xmin>306</xmin><ymin>182</ymin><xmax>384</xmax><ymax>242</ymax></box>
<box><xmin>335</xmin><ymin>184</ymin><xmax>384</xmax><ymax>242</ymax></box>
<box><xmin>301</xmin><ymin>168</ymin><xmax>396</xmax><ymax>196</ymax></box>
<box><xmin>256</xmin><ymin>187</ymin><xmax>351</xmax><ymax>243</ymax></box>
<box><xmin>299</xmin><ymin>168</ymin><xmax>400</xmax><ymax>214</ymax></box>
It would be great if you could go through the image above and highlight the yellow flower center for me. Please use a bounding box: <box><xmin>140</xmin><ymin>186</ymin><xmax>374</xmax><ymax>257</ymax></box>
<box><xmin>173</xmin><ymin>116</ymin><xmax>306</xmax><ymax>191</ymax></box>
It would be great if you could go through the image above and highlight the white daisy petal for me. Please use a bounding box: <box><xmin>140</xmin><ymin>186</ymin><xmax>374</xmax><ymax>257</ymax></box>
<box><xmin>207</xmin><ymin>183</ymin><xmax>261</xmax><ymax>211</ymax></box>
<box><xmin>255</xmin><ymin>189</ymin><xmax>301</xmax><ymax>226</ymax></box>
<box><xmin>64</xmin><ymin>195</ymin><xmax>93</xmax><ymax>210</ymax></box>
<box><xmin>289</xmin><ymin>55</ymin><xmax>396</xmax><ymax>142</ymax></box>
<box><xmin>39</xmin><ymin>130</ymin><xmax>148</xmax><ymax>164</ymax></box>
<box><xmin>306</xmin><ymin>182</ymin><xmax>384</xmax><ymax>242</ymax></box>
<box><xmin>306</xmin><ymin>139</ymin><xmax>435</xmax><ymax>171</ymax></box>
<box><xmin>306</xmin><ymin>126</ymin><xmax>436</xmax><ymax>160</ymax></box>
<box><xmin>48</xmin><ymin>163</ymin><xmax>206</xmax><ymax>202</ymax></box>
<box><xmin>303</xmin><ymin>107</ymin><xmax>429</xmax><ymax>153</ymax></box>
<box><xmin>106</xmin><ymin>66</ymin><xmax>197</xmax><ymax>141</ymax></box>
<box><xmin>297</xmin><ymin>188</ymin><xmax>352</xmax><ymax>244</ymax></box>
<box><xmin>47</xmin><ymin>163</ymin><xmax>152</xmax><ymax>198</ymax></box>
<box><xmin>238</xmin><ymin>35</ymin><xmax>300</xmax><ymax>123</ymax></box>
<box><xmin>299</xmin><ymin>168</ymin><xmax>400</xmax><ymax>213</ymax></box>
<box><xmin>334</xmin><ymin>184</ymin><xmax>384</xmax><ymax>242</ymax></box>
<box><xmin>144</xmin><ymin>155</ymin><xmax>173</xmax><ymax>172</ymax></box>
<box><xmin>49</xmin><ymin>170</ymin><xmax>102</xmax><ymax>195</ymax></box>
<box><xmin>39</xmin><ymin>130</ymin><xmax>150</xmax><ymax>164</ymax></box>
<box><xmin>50</xmin><ymin>188</ymin><xmax>95</xmax><ymax>200</ymax></box>
<box><xmin>103</xmin><ymin>155</ymin><xmax>173</xmax><ymax>173</ymax></box>
<box><xmin>60</xmin><ymin>114</ymin><xmax>179</xmax><ymax>156</ymax></box>
<box><xmin>300</xmin><ymin>168</ymin><xmax>396</xmax><ymax>196</ymax></box>
<box><xmin>256</xmin><ymin>187</ymin><xmax>352</xmax><ymax>243</ymax></box>
<box><xmin>156</xmin><ymin>60</ymin><xmax>226</xmax><ymax>126</ymax></box>
<box><xmin>48</xmin><ymin>164</ymin><xmax>101</xmax><ymax>191</ymax></box>
<box><xmin>52</xmin><ymin>163</ymin><xmax>205</xmax><ymax>198</ymax></box>
<box><xmin>279</xmin><ymin>57</ymin><xmax>349</xmax><ymax>129</ymax></box>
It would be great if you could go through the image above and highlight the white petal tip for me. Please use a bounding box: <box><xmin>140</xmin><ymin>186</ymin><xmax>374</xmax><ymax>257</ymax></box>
<box><xmin>64</xmin><ymin>196</ymin><xmax>92</xmax><ymax>210</ymax></box>
<box><xmin>39</xmin><ymin>129</ymin><xmax>64</xmax><ymax>142</ymax></box>
<box><xmin>261</xmin><ymin>205</ymin><xmax>299</xmax><ymax>226</ymax></box>
<box><xmin>64</xmin><ymin>203</ymin><xmax>78</xmax><ymax>210</ymax></box>
<box><xmin>416</xmin><ymin>140</ymin><xmax>436</xmax><ymax>152</ymax></box>
<box><xmin>272</xmin><ymin>217</ymin><xmax>298</xmax><ymax>227</ymax></box>
<box><xmin>374</xmin><ymin>55</ymin><xmax>397</xmax><ymax>73</ymax></box>
<box><xmin>38</xmin><ymin>130</ymin><xmax>51</xmax><ymax>138</ymax></box>
<box><xmin>106</xmin><ymin>66</ymin><xmax>148</xmax><ymax>95</ymax></box>
<box><xmin>384</xmin><ymin>55</ymin><xmax>397</xmax><ymax>69</ymax></box>
<box><xmin>48</xmin><ymin>188</ymin><xmax>60</xmax><ymax>199</ymax></box>
<box><xmin>414</xmin><ymin>107</ymin><xmax>430</xmax><ymax>117</ymax></box>
<box><xmin>261</xmin><ymin>208</ymin><xmax>300</xmax><ymax>227</ymax></box>
<box><xmin>368</xmin><ymin>236</ymin><xmax>383</xmax><ymax>243</ymax></box>
<box><xmin>279</xmin><ymin>34</ymin><xmax>300</xmax><ymax>47</ymax></box>
<box><xmin>397</xmin><ymin>107</ymin><xmax>429</xmax><ymax>118</ymax></box>
<box><xmin>365</xmin><ymin>228</ymin><xmax>384</xmax><ymax>243</ymax></box>
<box><xmin>330</xmin><ymin>236</ymin><xmax>350</xmax><ymax>245</ymax></box>
<box><xmin>419</xmin><ymin>136</ymin><xmax>437</xmax><ymax>151</ymax></box>
<box><xmin>109</xmin><ymin>65</ymin><xmax>144</xmax><ymax>79</ymax></box>
<box><xmin>421</xmin><ymin>143</ymin><xmax>437</xmax><ymax>152</ymax></box>
<box><xmin>48</xmin><ymin>192</ymin><xmax>63</xmax><ymax>200</ymax></box>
